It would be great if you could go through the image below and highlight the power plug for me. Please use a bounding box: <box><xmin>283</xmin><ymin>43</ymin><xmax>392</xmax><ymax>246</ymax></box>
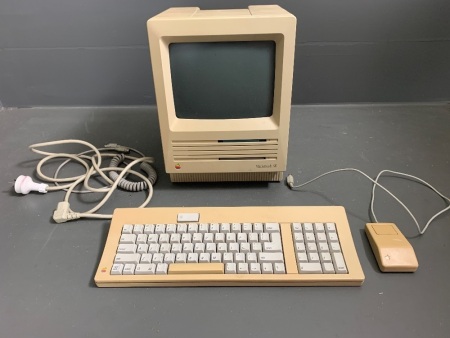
<box><xmin>14</xmin><ymin>175</ymin><xmax>48</xmax><ymax>194</ymax></box>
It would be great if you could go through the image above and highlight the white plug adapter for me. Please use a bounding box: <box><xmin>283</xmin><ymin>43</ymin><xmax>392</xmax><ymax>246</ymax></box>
<box><xmin>14</xmin><ymin>175</ymin><xmax>49</xmax><ymax>194</ymax></box>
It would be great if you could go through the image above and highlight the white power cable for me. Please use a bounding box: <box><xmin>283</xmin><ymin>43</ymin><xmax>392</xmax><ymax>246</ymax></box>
<box><xmin>286</xmin><ymin>168</ymin><xmax>450</xmax><ymax>235</ymax></box>
<box><xmin>15</xmin><ymin>139</ymin><xmax>157</xmax><ymax>223</ymax></box>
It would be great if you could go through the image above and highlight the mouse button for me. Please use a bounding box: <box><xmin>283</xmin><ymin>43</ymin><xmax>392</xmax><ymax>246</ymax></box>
<box><xmin>373</xmin><ymin>224</ymin><xmax>398</xmax><ymax>235</ymax></box>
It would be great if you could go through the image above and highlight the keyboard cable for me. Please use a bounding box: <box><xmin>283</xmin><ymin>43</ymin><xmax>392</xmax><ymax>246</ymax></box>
<box><xmin>13</xmin><ymin>139</ymin><xmax>157</xmax><ymax>223</ymax></box>
<box><xmin>287</xmin><ymin>168</ymin><xmax>450</xmax><ymax>235</ymax></box>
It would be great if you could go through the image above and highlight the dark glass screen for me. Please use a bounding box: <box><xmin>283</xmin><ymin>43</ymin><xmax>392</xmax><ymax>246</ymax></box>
<box><xmin>169</xmin><ymin>41</ymin><xmax>275</xmax><ymax>119</ymax></box>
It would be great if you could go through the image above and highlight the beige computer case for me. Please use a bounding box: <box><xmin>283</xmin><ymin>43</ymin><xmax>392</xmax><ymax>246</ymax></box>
<box><xmin>147</xmin><ymin>6</ymin><xmax>296</xmax><ymax>182</ymax></box>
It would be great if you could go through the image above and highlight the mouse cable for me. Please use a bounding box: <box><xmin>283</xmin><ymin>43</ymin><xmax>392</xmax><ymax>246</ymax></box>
<box><xmin>286</xmin><ymin>168</ymin><xmax>450</xmax><ymax>235</ymax></box>
<box><xmin>14</xmin><ymin>139</ymin><xmax>157</xmax><ymax>223</ymax></box>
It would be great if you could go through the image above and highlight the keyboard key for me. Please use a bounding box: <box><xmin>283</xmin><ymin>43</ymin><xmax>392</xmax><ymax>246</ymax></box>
<box><xmin>137</xmin><ymin>244</ymin><xmax>149</xmax><ymax>254</ymax></box>
<box><xmin>274</xmin><ymin>263</ymin><xmax>286</xmax><ymax>274</ymax></box>
<box><xmin>170</xmin><ymin>233</ymin><xmax>181</xmax><ymax>243</ymax></box>
<box><xmin>140</xmin><ymin>253</ymin><xmax>153</xmax><ymax>263</ymax></box>
<box><xmin>159</xmin><ymin>234</ymin><xmax>170</xmax><ymax>243</ymax></box>
<box><xmin>133</xmin><ymin>224</ymin><xmax>144</xmax><ymax>234</ymax></box>
<box><xmin>258</xmin><ymin>252</ymin><xmax>284</xmax><ymax>263</ymax></box>
<box><xmin>303</xmin><ymin>223</ymin><xmax>314</xmax><ymax>233</ymax></box>
<box><xmin>225</xmin><ymin>263</ymin><xmax>237</xmax><ymax>274</ymax></box>
<box><xmin>114</xmin><ymin>254</ymin><xmax>140</xmax><ymax>265</ymax></box>
<box><xmin>187</xmin><ymin>253</ymin><xmax>199</xmax><ymax>263</ymax></box>
<box><xmin>209</xmin><ymin>223</ymin><xmax>220</xmax><ymax>233</ymax></box>
<box><xmin>156</xmin><ymin>263</ymin><xmax>168</xmax><ymax>274</ymax></box>
<box><xmin>203</xmin><ymin>233</ymin><xmax>214</xmax><ymax>243</ymax></box>
<box><xmin>327</xmin><ymin>232</ymin><xmax>339</xmax><ymax>242</ymax></box>
<box><xmin>155</xmin><ymin>224</ymin><xmax>166</xmax><ymax>234</ymax></box>
<box><xmin>235</xmin><ymin>253</ymin><xmax>246</xmax><ymax>263</ymax></box>
<box><xmin>226</xmin><ymin>233</ymin><xmax>236</xmax><ymax>243</ymax></box>
<box><xmin>240</xmin><ymin>243</ymin><xmax>251</xmax><ymax>253</ymax></box>
<box><xmin>117</xmin><ymin>244</ymin><xmax>137</xmax><ymax>254</ymax></box>
<box><xmin>122</xmin><ymin>224</ymin><xmax>133</xmax><ymax>234</ymax></box>
<box><xmin>330</xmin><ymin>242</ymin><xmax>342</xmax><ymax>252</ymax></box>
<box><xmin>237</xmin><ymin>233</ymin><xmax>247</xmax><ymax>243</ymax></box>
<box><xmin>223</xmin><ymin>253</ymin><xmax>234</xmax><ymax>263</ymax></box>
<box><xmin>148</xmin><ymin>244</ymin><xmax>160</xmax><ymax>254</ymax></box>
<box><xmin>205</xmin><ymin>243</ymin><xmax>216</xmax><ymax>253</ymax></box>
<box><xmin>238</xmin><ymin>263</ymin><xmax>249</xmax><ymax>274</ymax></box>
<box><xmin>294</xmin><ymin>233</ymin><xmax>304</xmax><ymax>243</ymax></box>
<box><xmin>229</xmin><ymin>243</ymin><xmax>239</xmax><ymax>253</ymax></box>
<box><xmin>322</xmin><ymin>263</ymin><xmax>335</xmax><ymax>274</ymax></box>
<box><xmin>326</xmin><ymin>223</ymin><xmax>336</xmax><ymax>232</ymax></box>
<box><xmin>248</xmin><ymin>233</ymin><xmax>259</xmax><ymax>243</ymax></box>
<box><xmin>292</xmin><ymin>223</ymin><xmax>302</xmax><ymax>233</ymax></box>
<box><xmin>260</xmin><ymin>233</ymin><xmax>270</xmax><ymax>243</ymax></box>
<box><xmin>194</xmin><ymin>243</ymin><xmax>205</xmax><ymax>253</ymax></box>
<box><xmin>135</xmin><ymin>264</ymin><xmax>156</xmax><ymax>275</ymax></box>
<box><xmin>175</xmin><ymin>253</ymin><xmax>187</xmax><ymax>263</ymax></box>
<box><xmin>182</xmin><ymin>243</ymin><xmax>194</xmax><ymax>253</ymax></box>
<box><xmin>160</xmin><ymin>243</ymin><xmax>171</xmax><ymax>254</ymax></box>
<box><xmin>332</xmin><ymin>252</ymin><xmax>348</xmax><ymax>274</ymax></box>
<box><xmin>246</xmin><ymin>252</ymin><xmax>258</xmax><ymax>263</ymax></box>
<box><xmin>120</xmin><ymin>234</ymin><xmax>136</xmax><ymax>244</ymax></box>
<box><xmin>314</xmin><ymin>223</ymin><xmax>325</xmax><ymax>232</ymax></box>
<box><xmin>147</xmin><ymin>234</ymin><xmax>158</xmax><ymax>244</ymax></box>
<box><xmin>264</xmin><ymin>223</ymin><xmax>280</xmax><ymax>233</ymax></box>
<box><xmin>169</xmin><ymin>263</ymin><xmax>224</xmax><ymax>274</ymax></box>
<box><xmin>242</xmin><ymin>223</ymin><xmax>252</xmax><ymax>233</ymax></box>
<box><xmin>199</xmin><ymin>253</ymin><xmax>211</xmax><ymax>263</ymax></box>
<box><xmin>297</xmin><ymin>252</ymin><xmax>308</xmax><ymax>262</ymax></box>
<box><xmin>250</xmin><ymin>263</ymin><xmax>261</xmax><ymax>274</ymax></box>
<box><xmin>298</xmin><ymin>263</ymin><xmax>322</xmax><ymax>273</ymax></box>
<box><xmin>262</xmin><ymin>263</ymin><xmax>273</xmax><ymax>274</ymax></box>
<box><xmin>192</xmin><ymin>233</ymin><xmax>203</xmax><ymax>243</ymax></box>
<box><xmin>263</xmin><ymin>242</ymin><xmax>282</xmax><ymax>252</ymax></box>
<box><xmin>251</xmin><ymin>242</ymin><xmax>262</xmax><ymax>253</ymax></box>
<box><xmin>166</xmin><ymin>224</ymin><xmax>177</xmax><ymax>234</ymax></box>
<box><xmin>188</xmin><ymin>223</ymin><xmax>199</xmax><ymax>233</ymax></box>
<box><xmin>217</xmin><ymin>243</ymin><xmax>227</xmax><ymax>253</ymax></box>
<box><xmin>152</xmin><ymin>253</ymin><xmax>164</xmax><ymax>264</ymax></box>
<box><xmin>215</xmin><ymin>233</ymin><xmax>225</xmax><ymax>243</ymax></box>
<box><xmin>164</xmin><ymin>253</ymin><xmax>175</xmax><ymax>264</ymax></box>
<box><xmin>253</xmin><ymin>223</ymin><xmax>263</xmax><ymax>233</ymax></box>
<box><xmin>111</xmin><ymin>264</ymin><xmax>124</xmax><ymax>275</ymax></box>
<box><xmin>171</xmin><ymin>243</ymin><xmax>182</xmax><ymax>254</ymax></box>
<box><xmin>199</xmin><ymin>223</ymin><xmax>209</xmax><ymax>233</ymax></box>
<box><xmin>220</xmin><ymin>223</ymin><xmax>231</xmax><ymax>233</ymax></box>
<box><xmin>136</xmin><ymin>234</ymin><xmax>148</xmax><ymax>244</ymax></box>
<box><xmin>144</xmin><ymin>224</ymin><xmax>155</xmax><ymax>234</ymax></box>
<box><xmin>177</xmin><ymin>224</ymin><xmax>187</xmax><ymax>233</ymax></box>
<box><xmin>320</xmin><ymin>252</ymin><xmax>332</xmax><ymax>263</ymax></box>
<box><xmin>123</xmin><ymin>264</ymin><xmax>136</xmax><ymax>275</ymax></box>
<box><xmin>308</xmin><ymin>252</ymin><xmax>320</xmax><ymax>262</ymax></box>
<box><xmin>231</xmin><ymin>223</ymin><xmax>241</xmax><ymax>232</ymax></box>
<box><xmin>211</xmin><ymin>253</ymin><xmax>222</xmax><ymax>263</ymax></box>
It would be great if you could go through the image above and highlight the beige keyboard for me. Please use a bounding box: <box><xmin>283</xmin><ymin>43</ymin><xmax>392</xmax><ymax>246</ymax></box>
<box><xmin>95</xmin><ymin>206</ymin><xmax>365</xmax><ymax>287</ymax></box>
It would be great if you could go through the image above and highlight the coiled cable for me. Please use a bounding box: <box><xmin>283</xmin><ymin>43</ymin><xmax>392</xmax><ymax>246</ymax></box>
<box><xmin>27</xmin><ymin>139</ymin><xmax>157</xmax><ymax>222</ymax></box>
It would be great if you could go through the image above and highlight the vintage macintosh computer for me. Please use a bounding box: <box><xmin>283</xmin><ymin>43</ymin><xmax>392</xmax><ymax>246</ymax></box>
<box><xmin>147</xmin><ymin>5</ymin><xmax>296</xmax><ymax>183</ymax></box>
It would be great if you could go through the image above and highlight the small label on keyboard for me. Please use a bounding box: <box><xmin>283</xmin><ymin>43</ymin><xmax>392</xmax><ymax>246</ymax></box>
<box><xmin>177</xmin><ymin>213</ymin><xmax>200</xmax><ymax>222</ymax></box>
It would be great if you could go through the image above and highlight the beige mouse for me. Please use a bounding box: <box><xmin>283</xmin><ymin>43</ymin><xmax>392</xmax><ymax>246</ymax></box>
<box><xmin>365</xmin><ymin>223</ymin><xmax>418</xmax><ymax>272</ymax></box>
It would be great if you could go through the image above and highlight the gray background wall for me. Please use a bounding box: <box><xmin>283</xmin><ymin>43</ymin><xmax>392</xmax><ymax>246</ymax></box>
<box><xmin>0</xmin><ymin>0</ymin><xmax>449</xmax><ymax>108</ymax></box>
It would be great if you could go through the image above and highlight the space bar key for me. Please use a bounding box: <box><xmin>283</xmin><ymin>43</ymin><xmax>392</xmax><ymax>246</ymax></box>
<box><xmin>168</xmin><ymin>263</ymin><xmax>225</xmax><ymax>274</ymax></box>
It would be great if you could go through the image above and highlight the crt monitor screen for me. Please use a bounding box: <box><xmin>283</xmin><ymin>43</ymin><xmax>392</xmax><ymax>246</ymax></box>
<box><xmin>169</xmin><ymin>41</ymin><xmax>275</xmax><ymax>120</ymax></box>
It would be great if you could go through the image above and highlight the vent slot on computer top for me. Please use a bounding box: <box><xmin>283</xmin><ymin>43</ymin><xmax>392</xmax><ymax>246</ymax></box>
<box><xmin>172</xmin><ymin>139</ymin><xmax>278</xmax><ymax>161</ymax></box>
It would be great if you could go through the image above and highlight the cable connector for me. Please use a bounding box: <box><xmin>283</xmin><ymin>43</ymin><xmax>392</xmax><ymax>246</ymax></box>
<box><xmin>14</xmin><ymin>175</ymin><xmax>48</xmax><ymax>194</ymax></box>
<box><xmin>286</xmin><ymin>174</ymin><xmax>295</xmax><ymax>188</ymax></box>
<box><xmin>53</xmin><ymin>202</ymin><xmax>81</xmax><ymax>223</ymax></box>
<box><xmin>104</xmin><ymin>143</ymin><xmax>130</xmax><ymax>153</ymax></box>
